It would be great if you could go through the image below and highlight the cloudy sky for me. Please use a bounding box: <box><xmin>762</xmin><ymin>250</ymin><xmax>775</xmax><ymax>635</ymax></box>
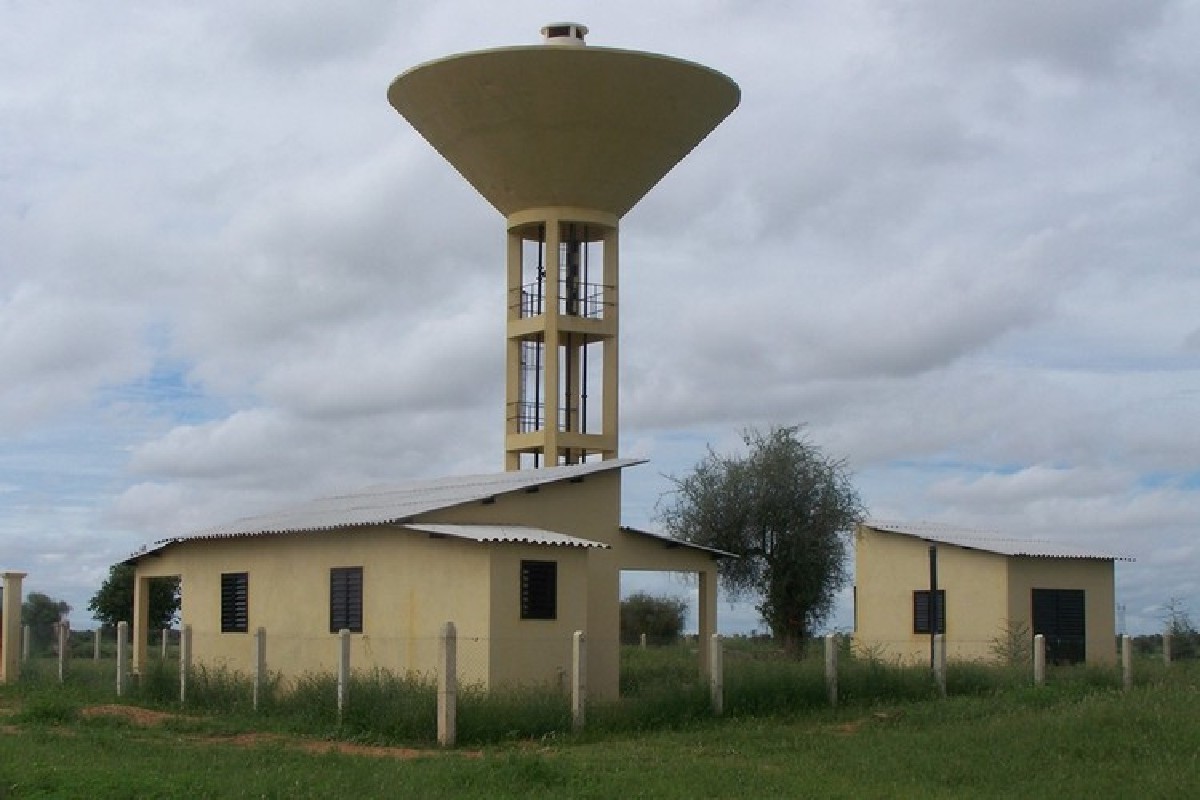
<box><xmin>2</xmin><ymin>1</ymin><xmax>1197</xmax><ymax>635</ymax></box>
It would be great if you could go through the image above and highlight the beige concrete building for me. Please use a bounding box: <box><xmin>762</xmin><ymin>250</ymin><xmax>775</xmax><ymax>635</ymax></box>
<box><xmin>853</xmin><ymin>522</ymin><xmax>1130</xmax><ymax>665</ymax></box>
<box><xmin>128</xmin><ymin>460</ymin><xmax>726</xmax><ymax>698</ymax></box>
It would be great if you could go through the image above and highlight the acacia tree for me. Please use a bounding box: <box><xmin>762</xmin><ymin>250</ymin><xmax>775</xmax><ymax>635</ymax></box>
<box><xmin>88</xmin><ymin>563</ymin><xmax>180</xmax><ymax>631</ymax></box>
<box><xmin>658</xmin><ymin>426</ymin><xmax>863</xmax><ymax>651</ymax></box>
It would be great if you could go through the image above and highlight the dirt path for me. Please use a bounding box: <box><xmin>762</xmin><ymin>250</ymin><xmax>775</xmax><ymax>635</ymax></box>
<box><xmin>76</xmin><ymin>704</ymin><xmax>482</xmax><ymax>760</ymax></box>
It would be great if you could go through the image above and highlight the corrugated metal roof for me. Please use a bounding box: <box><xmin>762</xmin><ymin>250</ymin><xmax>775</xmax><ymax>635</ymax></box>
<box><xmin>406</xmin><ymin>523</ymin><xmax>609</xmax><ymax>549</ymax></box>
<box><xmin>619</xmin><ymin>526</ymin><xmax>739</xmax><ymax>558</ymax></box>
<box><xmin>129</xmin><ymin>459</ymin><xmax>644</xmax><ymax>561</ymax></box>
<box><xmin>864</xmin><ymin>520</ymin><xmax>1134</xmax><ymax>561</ymax></box>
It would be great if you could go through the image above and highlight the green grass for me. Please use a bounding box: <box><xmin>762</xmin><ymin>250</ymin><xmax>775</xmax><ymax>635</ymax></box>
<box><xmin>2</xmin><ymin>677</ymin><xmax>1198</xmax><ymax>798</ymax></box>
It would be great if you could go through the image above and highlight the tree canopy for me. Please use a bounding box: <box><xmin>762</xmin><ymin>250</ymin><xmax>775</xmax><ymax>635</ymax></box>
<box><xmin>620</xmin><ymin>592</ymin><xmax>688</xmax><ymax>645</ymax></box>
<box><xmin>88</xmin><ymin>563</ymin><xmax>180</xmax><ymax>631</ymax></box>
<box><xmin>22</xmin><ymin>592</ymin><xmax>70</xmax><ymax>654</ymax></box>
<box><xmin>658</xmin><ymin>426</ymin><xmax>863</xmax><ymax>649</ymax></box>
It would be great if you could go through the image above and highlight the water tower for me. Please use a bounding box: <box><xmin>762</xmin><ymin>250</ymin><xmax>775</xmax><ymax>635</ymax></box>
<box><xmin>388</xmin><ymin>23</ymin><xmax>739</xmax><ymax>470</ymax></box>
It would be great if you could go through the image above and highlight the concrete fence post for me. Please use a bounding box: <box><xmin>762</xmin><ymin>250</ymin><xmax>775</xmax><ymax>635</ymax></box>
<box><xmin>337</xmin><ymin>629</ymin><xmax>351</xmax><ymax>721</ymax></box>
<box><xmin>438</xmin><ymin>622</ymin><xmax>457</xmax><ymax>747</ymax></box>
<box><xmin>933</xmin><ymin>633</ymin><xmax>947</xmax><ymax>697</ymax></box>
<box><xmin>93</xmin><ymin>628</ymin><xmax>101</xmax><ymax>661</ymax></box>
<box><xmin>1121</xmin><ymin>634</ymin><xmax>1133</xmax><ymax>691</ymax></box>
<box><xmin>1033</xmin><ymin>634</ymin><xmax>1046</xmax><ymax>686</ymax></box>
<box><xmin>179</xmin><ymin>624</ymin><xmax>192</xmax><ymax>705</ymax></box>
<box><xmin>1163</xmin><ymin>632</ymin><xmax>1172</xmax><ymax>666</ymax></box>
<box><xmin>825</xmin><ymin>633</ymin><xmax>839</xmax><ymax>708</ymax></box>
<box><xmin>57</xmin><ymin>622</ymin><xmax>70</xmax><ymax>684</ymax></box>
<box><xmin>252</xmin><ymin>627</ymin><xmax>267</xmax><ymax>712</ymax></box>
<box><xmin>709</xmin><ymin>634</ymin><xmax>724</xmax><ymax>715</ymax></box>
<box><xmin>161</xmin><ymin>628</ymin><xmax>169</xmax><ymax>660</ymax></box>
<box><xmin>571</xmin><ymin>630</ymin><xmax>586</xmax><ymax>732</ymax></box>
<box><xmin>639</xmin><ymin>632</ymin><xmax>647</xmax><ymax>650</ymax></box>
<box><xmin>22</xmin><ymin>625</ymin><xmax>31</xmax><ymax>662</ymax></box>
<box><xmin>116</xmin><ymin>621</ymin><xmax>129</xmax><ymax>696</ymax></box>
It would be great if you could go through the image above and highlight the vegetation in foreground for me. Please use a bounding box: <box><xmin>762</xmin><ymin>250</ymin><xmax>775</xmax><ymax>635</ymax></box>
<box><xmin>2</xmin><ymin>670</ymin><xmax>1198</xmax><ymax>798</ymax></box>
<box><xmin>2</xmin><ymin>644</ymin><xmax>1197</xmax><ymax>798</ymax></box>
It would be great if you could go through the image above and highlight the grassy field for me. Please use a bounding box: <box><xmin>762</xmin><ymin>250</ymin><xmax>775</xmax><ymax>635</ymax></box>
<box><xmin>2</xmin><ymin>649</ymin><xmax>1197</xmax><ymax>798</ymax></box>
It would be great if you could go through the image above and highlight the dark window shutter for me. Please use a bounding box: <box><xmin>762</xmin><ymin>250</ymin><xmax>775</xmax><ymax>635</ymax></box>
<box><xmin>330</xmin><ymin>567</ymin><xmax>364</xmax><ymax>633</ymax></box>
<box><xmin>520</xmin><ymin>561</ymin><xmax>557</xmax><ymax>620</ymax></box>
<box><xmin>913</xmin><ymin>590</ymin><xmax>946</xmax><ymax>634</ymax></box>
<box><xmin>1032</xmin><ymin>588</ymin><xmax>1086</xmax><ymax>664</ymax></box>
<box><xmin>220</xmin><ymin>572</ymin><xmax>248</xmax><ymax>633</ymax></box>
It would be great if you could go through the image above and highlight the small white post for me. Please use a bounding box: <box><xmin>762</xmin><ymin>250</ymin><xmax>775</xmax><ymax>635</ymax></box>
<box><xmin>571</xmin><ymin>630</ymin><xmax>586</xmax><ymax>732</ymax></box>
<box><xmin>709</xmin><ymin>634</ymin><xmax>724</xmax><ymax>715</ymax></box>
<box><xmin>252</xmin><ymin>627</ymin><xmax>267</xmax><ymax>711</ymax></box>
<box><xmin>1033</xmin><ymin>634</ymin><xmax>1046</xmax><ymax>686</ymax></box>
<box><xmin>116</xmin><ymin>621</ymin><xmax>129</xmax><ymax>696</ymax></box>
<box><xmin>161</xmin><ymin>628</ymin><xmax>168</xmax><ymax>660</ymax></box>
<box><xmin>337</xmin><ymin>629</ymin><xmax>351</xmax><ymax>721</ymax></box>
<box><xmin>933</xmin><ymin>633</ymin><xmax>947</xmax><ymax>697</ymax></box>
<box><xmin>179</xmin><ymin>624</ymin><xmax>192</xmax><ymax>705</ymax></box>
<box><xmin>93</xmin><ymin>628</ymin><xmax>101</xmax><ymax>661</ymax></box>
<box><xmin>1122</xmin><ymin>634</ymin><xmax>1132</xmax><ymax>691</ymax></box>
<box><xmin>639</xmin><ymin>632</ymin><xmax>647</xmax><ymax>650</ymax></box>
<box><xmin>1163</xmin><ymin>632</ymin><xmax>1172</xmax><ymax>666</ymax></box>
<box><xmin>825</xmin><ymin>633</ymin><xmax>839</xmax><ymax>708</ymax></box>
<box><xmin>22</xmin><ymin>625</ymin><xmax>31</xmax><ymax>661</ymax></box>
<box><xmin>57</xmin><ymin>621</ymin><xmax>70</xmax><ymax>683</ymax></box>
<box><xmin>438</xmin><ymin>622</ymin><xmax>457</xmax><ymax>747</ymax></box>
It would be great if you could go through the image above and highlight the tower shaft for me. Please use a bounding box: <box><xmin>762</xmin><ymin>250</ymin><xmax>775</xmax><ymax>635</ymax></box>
<box><xmin>506</xmin><ymin>209</ymin><xmax>618</xmax><ymax>468</ymax></box>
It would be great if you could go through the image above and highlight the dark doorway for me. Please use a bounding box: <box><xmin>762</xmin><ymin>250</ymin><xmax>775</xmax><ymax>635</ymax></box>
<box><xmin>1032</xmin><ymin>588</ymin><xmax>1086</xmax><ymax>665</ymax></box>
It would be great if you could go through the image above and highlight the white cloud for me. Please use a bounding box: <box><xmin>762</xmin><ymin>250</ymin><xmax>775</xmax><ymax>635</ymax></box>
<box><xmin>2</xmin><ymin>1</ymin><xmax>1198</xmax><ymax>632</ymax></box>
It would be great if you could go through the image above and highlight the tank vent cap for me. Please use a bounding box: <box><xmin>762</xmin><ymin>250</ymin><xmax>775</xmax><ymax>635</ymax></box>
<box><xmin>541</xmin><ymin>22</ymin><xmax>588</xmax><ymax>46</ymax></box>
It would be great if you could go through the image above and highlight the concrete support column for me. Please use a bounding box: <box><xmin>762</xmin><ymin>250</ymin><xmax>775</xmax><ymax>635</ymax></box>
<box><xmin>252</xmin><ymin>627</ymin><xmax>267</xmax><ymax>711</ymax></box>
<box><xmin>1121</xmin><ymin>634</ymin><xmax>1132</xmax><ymax>691</ymax></box>
<box><xmin>1033</xmin><ymin>634</ymin><xmax>1046</xmax><ymax>686</ymax></box>
<box><xmin>825</xmin><ymin>633</ymin><xmax>839</xmax><ymax>708</ymax></box>
<box><xmin>438</xmin><ymin>622</ymin><xmax>457</xmax><ymax>747</ymax></box>
<box><xmin>504</xmin><ymin>229</ymin><xmax>524</xmax><ymax>471</ymax></box>
<box><xmin>179</xmin><ymin>624</ymin><xmax>192</xmax><ymax>704</ymax></box>
<box><xmin>22</xmin><ymin>625</ymin><xmax>30</xmax><ymax>662</ymax></box>
<box><xmin>709</xmin><ymin>634</ymin><xmax>723</xmax><ymax>715</ymax></box>
<box><xmin>0</xmin><ymin>572</ymin><xmax>27</xmax><ymax>684</ymax></box>
<box><xmin>600</xmin><ymin>226</ymin><xmax>619</xmax><ymax>459</ymax></box>
<box><xmin>337</xmin><ymin>629</ymin><xmax>351</xmax><ymax>720</ymax></box>
<box><xmin>571</xmin><ymin>630</ymin><xmax>586</xmax><ymax>732</ymax></box>
<box><xmin>933</xmin><ymin>633</ymin><xmax>947</xmax><ymax>697</ymax></box>
<box><xmin>131</xmin><ymin>573</ymin><xmax>150</xmax><ymax>676</ymax></box>
<box><xmin>542</xmin><ymin>216</ymin><xmax>562</xmax><ymax>464</ymax></box>
<box><xmin>697</xmin><ymin>569</ymin><xmax>717</xmax><ymax>679</ymax></box>
<box><xmin>116</xmin><ymin>621</ymin><xmax>128</xmax><ymax>696</ymax></box>
<box><xmin>57</xmin><ymin>621</ymin><xmax>70</xmax><ymax>683</ymax></box>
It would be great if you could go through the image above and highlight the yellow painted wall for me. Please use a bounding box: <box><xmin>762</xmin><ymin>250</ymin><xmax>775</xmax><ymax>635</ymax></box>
<box><xmin>854</xmin><ymin>525</ymin><xmax>1118</xmax><ymax>665</ymax></box>
<box><xmin>139</xmin><ymin>528</ymin><xmax>494</xmax><ymax>684</ymax></box>
<box><xmin>853</xmin><ymin>525</ymin><xmax>1008</xmax><ymax>662</ymax></box>
<box><xmin>1007</xmin><ymin>557</ymin><xmax>1117</xmax><ymax>665</ymax></box>
<box><xmin>135</xmin><ymin>470</ymin><xmax>722</xmax><ymax>699</ymax></box>
<box><xmin>487</xmin><ymin>545</ymin><xmax>588</xmax><ymax>689</ymax></box>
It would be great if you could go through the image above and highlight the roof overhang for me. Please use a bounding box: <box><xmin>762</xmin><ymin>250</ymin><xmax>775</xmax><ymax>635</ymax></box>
<box><xmin>619</xmin><ymin>526</ymin><xmax>738</xmax><ymax>558</ymax></box>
